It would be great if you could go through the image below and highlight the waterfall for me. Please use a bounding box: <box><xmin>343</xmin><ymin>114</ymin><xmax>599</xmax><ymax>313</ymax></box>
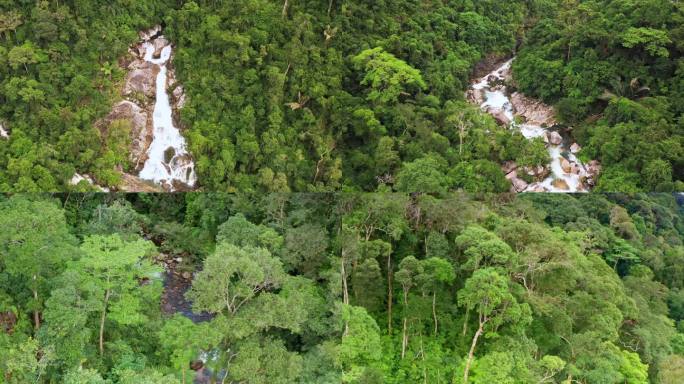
<box><xmin>137</xmin><ymin>36</ymin><xmax>196</xmax><ymax>190</ymax></box>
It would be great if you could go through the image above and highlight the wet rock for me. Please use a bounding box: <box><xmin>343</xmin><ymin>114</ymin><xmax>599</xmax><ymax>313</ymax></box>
<box><xmin>170</xmin><ymin>153</ymin><xmax>194</xmax><ymax>173</ymax></box>
<box><xmin>561</xmin><ymin>158</ymin><xmax>572</xmax><ymax>174</ymax></box>
<box><xmin>552</xmin><ymin>179</ymin><xmax>570</xmax><ymax>190</ymax></box>
<box><xmin>571</xmin><ymin>163</ymin><xmax>583</xmax><ymax>175</ymax></box>
<box><xmin>546</xmin><ymin>131</ymin><xmax>563</xmax><ymax>146</ymax></box>
<box><xmin>182</xmin><ymin>271</ymin><xmax>192</xmax><ymax>280</ymax></box>
<box><xmin>102</xmin><ymin>101</ymin><xmax>153</xmax><ymax>169</ymax></box>
<box><xmin>164</xmin><ymin>147</ymin><xmax>176</xmax><ymax>164</ymax></box>
<box><xmin>510</xmin><ymin>92</ymin><xmax>557</xmax><ymax>127</ymax></box>
<box><xmin>570</xmin><ymin>143</ymin><xmax>581</xmax><ymax>154</ymax></box>
<box><xmin>153</xmin><ymin>37</ymin><xmax>169</xmax><ymax>59</ymax></box>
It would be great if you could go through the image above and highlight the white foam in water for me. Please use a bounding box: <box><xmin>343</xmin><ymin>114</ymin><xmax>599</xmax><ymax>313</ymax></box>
<box><xmin>471</xmin><ymin>59</ymin><xmax>590</xmax><ymax>193</ymax></box>
<box><xmin>138</xmin><ymin>39</ymin><xmax>196</xmax><ymax>190</ymax></box>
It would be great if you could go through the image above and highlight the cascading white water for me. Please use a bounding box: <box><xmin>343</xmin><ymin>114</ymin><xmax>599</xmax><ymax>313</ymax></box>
<box><xmin>137</xmin><ymin>38</ymin><xmax>196</xmax><ymax>190</ymax></box>
<box><xmin>471</xmin><ymin>59</ymin><xmax>591</xmax><ymax>193</ymax></box>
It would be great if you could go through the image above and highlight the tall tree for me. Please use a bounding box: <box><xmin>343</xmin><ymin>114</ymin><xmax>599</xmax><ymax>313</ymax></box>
<box><xmin>0</xmin><ymin>197</ymin><xmax>77</xmax><ymax>330</ymax></box>
<box><xmin>74</xmin><ymin>234</ymin><xmax>156</xmax><ymax>356</ymax></box>
<box><xmin>458</xmin><ymin>268</ymin><xmax>530</xmax><ymax>384</ymax></box>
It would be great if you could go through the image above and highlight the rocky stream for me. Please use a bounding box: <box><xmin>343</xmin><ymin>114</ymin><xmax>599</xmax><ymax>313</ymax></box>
<box><xmin>467</xmin><ymin>59</ymin><xmax>601</xmax><ymax>192</ymax></box>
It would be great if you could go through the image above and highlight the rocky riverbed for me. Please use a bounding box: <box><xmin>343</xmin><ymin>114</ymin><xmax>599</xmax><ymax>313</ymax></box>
<box><xmin>467</xmin><ymin>59</ymin><xmax>600</xmax><ymax>192</ymax></box>
<box><xmin>158</xmin><ymin>253</ymin><xmax>213</xmax><ymax>323</ymax></box>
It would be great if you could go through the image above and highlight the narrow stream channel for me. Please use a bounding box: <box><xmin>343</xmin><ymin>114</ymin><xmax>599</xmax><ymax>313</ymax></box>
<box><xmin>471</xmin><ymin>59</ymin><xmax>593</xmax><ymax>192</ymax></box>
<box><xmin>137</xmin><ymin>33</ymin><xmax>197</xmax><ymax>190</ymax></box>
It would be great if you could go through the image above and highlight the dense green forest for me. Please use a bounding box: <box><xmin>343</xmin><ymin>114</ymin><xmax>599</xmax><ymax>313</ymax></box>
<box><xmin>513</xmin><ymin>0</ymin><xmax>684</xmax><ymax>191</ymax></box>
<box><xmin>1</xmin><ymin>192</ymin><xmax>683</xmax><ymax>383</ymax></box>
<box><xmin>2</xmin><ymin>1</ymin><xmax>680</xmax><ymax>192</ymax></box>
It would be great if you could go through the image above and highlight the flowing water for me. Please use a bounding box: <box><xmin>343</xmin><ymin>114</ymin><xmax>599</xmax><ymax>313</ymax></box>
<box><xmin>137</xmin><ymin>37</ymin><xmax>196</xmax><ymax>190</ymax></box>
<box><xmin>471</xmin><ymin>59</ymin><xmax>591</xmax><ymax>192</ymax></box>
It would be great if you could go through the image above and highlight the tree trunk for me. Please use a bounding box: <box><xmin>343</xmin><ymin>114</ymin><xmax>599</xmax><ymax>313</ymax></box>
<box><xmin>327</xmin><ymin>0</ymin><xmax>334</xmax><ymax>17</ymax></box>
<box><xmin>463</xmin><ymin>323</ymin><xmax>484</xmax><ymax>384</ymax></box>
<box><xmin>341</xmin><ymin>254</ymin><xmax>349</xmax><ymax>336</ymax></box>
<box><xmin>282</xmin><ymin>0</ymin><xmax>289</xmax><ymax>18</ymax></box>
<box><xmin>462</xmin><ymin>306</ymin><xmax>470</xmax><ymax>336</ymax></box>
<box><xmin>32</xmin><ymin>286</ymin><xmax>40</xmax><ymax>330</ymax></box>
<box><xmin>387</xmin><ymin>253</ymin><xmax>393</xmax><ymax>334</ymax></box>
<box><xmin>401</xmin><ymin>288</ymin><xmax>409</xmax><ymax>359</ymax></box>
<box><xmin>432</xmin><ymin>291</ymin><xmax>438</xmax><ymax>336</ymax></box>
<box><xmin>401</xmin><ymin>317</ymin><xmax>408</xmax><ymax>359</ymax></box>
<box><xmin>99</xmin><ymin>289</ymin><xmax>111</xmax><ymax>356</ymax></box>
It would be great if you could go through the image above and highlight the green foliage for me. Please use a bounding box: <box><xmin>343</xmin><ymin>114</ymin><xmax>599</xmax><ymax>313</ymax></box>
<box><xmin>341</xmin><ymin>192</ymin><xmax>684</xmax><ymax>383</ymax></box>
<box><xmin>352</xmin><ymin>47</ymin><xmax>426</xmax><ymax>105</ymax></box>
<box><xmin>621</xmin><ymin>27</ymin><xmax>671</xmax><ymax>58</ymax></box>
<box><xmin>513</xmin><ymin>0</ymin><xmax>684</xmax><ymax>191</ymax></box>
<box><xmin>0</xmin><ymin>193</ymin><xmax>341</xmax><ymax>383</ymax></box>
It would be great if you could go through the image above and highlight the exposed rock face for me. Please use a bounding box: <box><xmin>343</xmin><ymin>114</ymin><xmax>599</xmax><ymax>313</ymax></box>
<box><xmin>508</xmin><ymin>175</ymin><xmax>529</xmax><ymax>193</ymax></box>
<box><xmin>465</xmin><ymin>89</ymin><xmax>484</xmax><ymax>105</ymax></box>
<box><xmin>124</xmin><ymin>61</ymin><xmax>158</xmax><ymax>99</ymax></box>
<box><xmin>528</xmin><ymin>184</ymin><xmax>548</xmax><ymax>192</ymax></box>
<box><xmin>586</xmin><ymin>160</ymin><xmax>602</xmax><ymax>183</ymax></box>
<box><xmin>502</xmin><ymin>161</ymin><xmax>518</xmax><ymax>175</ymax></box>
<box><xmin>488</xmin><ymin>107</ymin><xmax>512</xmax><ymax>126</ymax></box>
<box><xmin>153</xmin><ymin>37</ymin><xmax>170</xmax><ymax>58</ymax></box>
<box><xmin>101</xmin><ymin>101</ymin><xmax>153</xmax><ymax>169</ymax></box>
<box><xmin>510</xmin><ymin>92</ymin><xmax>557</xmax><ymax>127</ymax></box>
<box><xmin>171</xmin><ymin>84</ymin><xmax>186</xmax><ymax>109</ymax></box>
<box><xmin>118</xmin><ymin>173</ymin><xmax>163</xmax><ymax>192</ymax></box>
<box><xmin>139</xmin><ymin>25</ymin><xmax>162</xmax><ymax>41</ymax></box>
